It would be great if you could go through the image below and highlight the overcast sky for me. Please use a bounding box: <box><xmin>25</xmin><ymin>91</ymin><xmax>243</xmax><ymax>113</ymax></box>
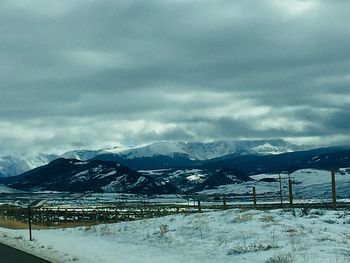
<box><xmin>1</xmin><ymin>0</ymin><xmax>350</xmax><ymax>154</ymax></box>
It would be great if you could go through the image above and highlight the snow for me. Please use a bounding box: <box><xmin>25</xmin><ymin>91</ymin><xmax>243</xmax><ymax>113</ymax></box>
<box><xmin>134</xmin><ymin>176</ymin><xmax>147</xmax><ymax>186</ymax></box>
<box><xmin>121</xmin><ymin>141</ymin><xmax>188</xmax><ymax>159</ymax></box>
<box><xmin>0</xmin><ymin>155</ymin><xmax>31</xmax><ymax>178</ymax></box>
<box><xmin>0</xmin><ymin>184</ymin><xmax>23</xmax><ymax>194</ymax></box>
<box><xmin>73</xmin><ymin>170</ymin><xmax>89</xmax><ymax>177</ymax></box>
<box><xmin>0</xmin><ymin>208</ymin><xmax>349</xmax><ymax>262</ymax></box>
<box><xmin>183</xmin><ymin>140</ymin><xmax>299</xmax><ymax>160</ymax></box>
<box><xmin>186</xmin><ymin>174</ymin><xmax>206</xmax><ymax>182</ymax></box>
<box><xmin>61</xmin><ymin>150</ymin><xmax>105</xmax><ymax>161</ymax></box>
<box><xmin>100</xmin><ymin>174</ymin><xmax>136</xmax><ymax>192</ymax></box>
<box><xmin>249</xmin><ymin>142</ymin><xmax>293</xmax><ymax>155</ymax></box>
<box><xmin>115</xmin><ymin>140</ymin><xmax>300</xmax><ymax>160</ymax></box>
<box><xmin>138</xmin><ymin>169</ymin><xmax>172</xmax><ymax>176</ymax></box>
<box><xmin>96</xmin><ymin>171</ymin><xmax>117</xmax><ymax>179</ymax></box>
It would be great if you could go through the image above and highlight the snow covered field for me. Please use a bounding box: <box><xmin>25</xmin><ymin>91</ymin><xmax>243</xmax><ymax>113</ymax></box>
<box><xmin>200</xmin><ymin>168</ymin><xmax>350</xmax><ymax>200</ymax></box>
<box><xmin>1</xmin><ymin>208</ymin><xmax>349</xmax><ymax>263</ymax></box>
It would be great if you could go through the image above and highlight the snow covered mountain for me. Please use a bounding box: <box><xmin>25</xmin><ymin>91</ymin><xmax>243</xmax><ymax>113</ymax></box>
<box><xmin>0</xmin><ymin>139</ymin><xmax>302</xmax><ymax>177</ymax></box>
<box><xmin>0</xmin><ymin>153</ymin><xmax>57</xmax><ymax>178</ymax></box>
<box><xmin>93</xmin><ymin>139</ymin><xmax>304</xmax><ymax>170</ymax></box>
<box><xmin>118</xmin><ymin>139</ymin><xmax>301</xmax><ymax>160</ymax></box>
<box><xmin>61</xmin><ymin>150</ymin><xmax>106</xmax><ymax>161</ymax></box>
<box><xmin>0</xmin><ymin>155</ymin><xmax>31</xmax><ymax>178</ymax></box>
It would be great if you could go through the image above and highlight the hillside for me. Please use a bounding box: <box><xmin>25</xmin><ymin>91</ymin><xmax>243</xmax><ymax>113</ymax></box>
<box><xmin>7</xmin><ymin>159</ymin><xmax>179</xmax><ymax>195</ymax></box>
<box><xmin>204</xmin><ymin>147</ymin><xmax>350</xmax><ymax>175</ymax></box>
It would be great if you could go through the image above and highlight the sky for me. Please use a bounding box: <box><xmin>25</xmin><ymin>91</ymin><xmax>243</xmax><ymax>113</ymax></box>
<box><xmin>1</xmin><ymin>0</ymin><xmax>350</xmax><ymax>154</ymax></box>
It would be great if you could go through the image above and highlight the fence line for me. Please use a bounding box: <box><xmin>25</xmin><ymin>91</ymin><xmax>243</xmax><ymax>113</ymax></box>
<box><xmin>1</xmin><ymin>199</ymin><xmax>349</xmax><ymax>227</ymax></box>
<box><xmin>0</xmin><ymin>171</ymin><xmax>348</xmax><ymax>227</ymax></box>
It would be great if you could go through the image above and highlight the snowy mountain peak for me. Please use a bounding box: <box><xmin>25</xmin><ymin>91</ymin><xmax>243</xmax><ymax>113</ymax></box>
<box><xmin>117</xmin><ymin>139</ymin><xmax>301</xmax><ymax>160</ymax></box>
<box><xmin>0</xmin><ymin>139</ymin><xmax>303</xmax><ymax>178</ymax></box>
<box><xmin>248</xmin><ymin>142</ymin><xmax>295</xmax><ymax>155</ymax></box>
<box><xmin>121</xmin><ymin>141</ymin><xmax>188</xmax><ymax>159</ymax></box>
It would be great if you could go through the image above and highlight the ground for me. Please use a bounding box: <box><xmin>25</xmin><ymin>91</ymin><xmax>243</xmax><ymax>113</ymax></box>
<box><xmin>0</xmin><ymin>208</ymin><xmax>349</xmax><ymax>263</ymax></box>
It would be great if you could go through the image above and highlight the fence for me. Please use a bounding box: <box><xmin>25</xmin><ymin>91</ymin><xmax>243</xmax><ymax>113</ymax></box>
<box><xmin>1</xmin><ymin>197</ymin><xmax>349</xmax><ymax>227</ymax></box>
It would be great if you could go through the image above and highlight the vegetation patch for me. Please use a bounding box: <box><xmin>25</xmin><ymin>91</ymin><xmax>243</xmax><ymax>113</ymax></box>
<box><xmin>227</xmin><ymin>242</ymin><xmax>278</xmax><ymax>255</ymax></box>
<box><xmin>265</xmin><ymin>253</ymin><xmax>294</xmax><ymax>263</ymax></box>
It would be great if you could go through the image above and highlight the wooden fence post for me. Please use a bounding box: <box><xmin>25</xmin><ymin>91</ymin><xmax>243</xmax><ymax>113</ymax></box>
<box><xmin>27</xmin><ymin>205</ymin><xmax>33</xmax><ymax>241</ymax></box>
<box><xmin>252</xmin><ymin>187</ymin><xmax>257</xmax><ymax>208</ymax></box>
<box><xmin>223</xmin><ymin>194</ymin><xmax>227</xmax><ymax>210</ymax></box>
<box><xmin>331</xmin><ymin>170</ymin><xmax>337</xmax><ymax>210</ymax></box>
<box><xmin>115</xmin><ymin>209</ymin><xmax>118</xmax><ymax>221</ymax></box>
<box><xmin>198</xmin><ymin>199</ymin><xmax>202</xmax><ymax>212</ymax></box>
<box><xmin>279</xmin><ymin>173</ymin><xmax>283</xmax><ymax>207</ymax></box>
<box><xmin>140</xmin><ymin>208</ymin><xmax>144</xmax><ymax>219</ymax></box>
<box><xmin>288</xmin><ymin>175</ymin><xmax>293</xmax><ymax>207</ymax></box>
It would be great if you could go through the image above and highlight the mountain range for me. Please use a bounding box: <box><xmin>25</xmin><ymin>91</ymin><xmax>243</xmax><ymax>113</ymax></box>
<box><xmin>0</xmin><ymin>139</ymin><xmax>303</xmax><ymax>178</ymax></box>
<box><xmin>0</xmin><ymin>140</ymin><xmax>349</xmax><ymax>195</ymax></box>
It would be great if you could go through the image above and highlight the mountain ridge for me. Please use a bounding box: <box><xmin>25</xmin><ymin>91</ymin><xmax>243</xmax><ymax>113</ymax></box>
<box><xmin>2</xmin><ymin>146</ymin><xmax>350</xmax><ymax>195</ymax></box>
<box><xmin>0</xmin><ymin>139</ymin><xmax>303</xmax><ymax>177</ymax></box>
<box><xmin>6</xmin><ymin>158</ymin><xmax>179</xmax><ymax>194</ymax></box>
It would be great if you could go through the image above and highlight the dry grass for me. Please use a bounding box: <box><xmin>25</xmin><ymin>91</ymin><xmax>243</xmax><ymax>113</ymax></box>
<box><xmin>0</xmin><ymin>219</ymin><xmax>102</xmax><ymax>229</ymax></box>
<box><xmin>0</xmin><ymin>219</ymin><xmax>33</xmax><ymax>229</ymax></box>
<box><xmin>260</xmin><ymin>214</ymin><xmax>275</xmax><ymax>223</ymax></box>
<box><xmin>232</xmin><ymin>213</ymin><xmax>253</xmax><ymax>223</ymax></box>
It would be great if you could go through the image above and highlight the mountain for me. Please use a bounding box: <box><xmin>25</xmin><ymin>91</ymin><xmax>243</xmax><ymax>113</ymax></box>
<box><xmin>0</xmin><ymin>139</ymin><xmax>301</xmax><ymax>177</ymax></box>
<box><xmin>61</xmin><ymin>149</ymin><xmax>107</xmax><ymax>160</ymax></box>
<box><xmin>139</xmin><ymin>168</ymin><xmax>210</xmax><ymax>193</ymax></box>
<box><xmin>204</xmin><ymin>146</ymin><xmax>350</xmax><ymax>175</ymax></box>
<box><xmin>0</xmin><ymin>153</ymin><xmax>57</xmax><ymax>178</ymax></box>
<box><xmin>116</xmin><ymin>139</ymin><xmax>301</xmax><ymax>160</ymax></box>
<box><xmin>94</xmin><ymin>152</ymin><xmax>199</xmax><ymax>170</ymax></box>
<box><xmin>0</xmin><ymin>155</ymin><xmax>31</xmax><ymax>178</ymax></box>
<box><xmin>93</xmin><ymin>139</ymin><xmax>302</xmax><ymax>170</ymax></box>
<box><xmin>3</xmin><ymin>146</ymin><xmax>350</xmax><ymax>195</ymax></box>
<box><xmin>7</xmin><ymin>158</ymin><xmax>179</xmax><ymax>194</ymax></box>
<box><xmin>139</xmin><ymin>167</ymin><xmax>251</xmax><ymax>193</ymax></box>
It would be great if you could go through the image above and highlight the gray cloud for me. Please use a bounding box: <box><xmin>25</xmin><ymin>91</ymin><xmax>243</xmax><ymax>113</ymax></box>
<box><xmin>1</xmin><ymin>0</ymin><xmax>350</xmax><ymax>154</ymax></box>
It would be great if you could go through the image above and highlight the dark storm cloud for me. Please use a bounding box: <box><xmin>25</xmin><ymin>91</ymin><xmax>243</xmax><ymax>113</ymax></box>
<box><xmin>1</xmin><ymin>0</ymin><xmax>350</xmax><ymax>154</ymax></box>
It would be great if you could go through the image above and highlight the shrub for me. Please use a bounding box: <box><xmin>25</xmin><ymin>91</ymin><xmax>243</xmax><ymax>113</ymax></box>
<box><xmin>300</xmin><ymin>207</ymin><xmax>310</xmax><ymax>217</ymax></box>
<box><xmin>227</xmin><ymin>242</ymin><xmax>278</xmax><ymax>255</ymax></box>
<box><xmin>14</xmin><ymin>235</ymin><xmax>23</xmax><ymax>240</ymax></box>
<box><xmin>260</xmin><ymin>214</ymin><xmax>275</xmax><ymax>223</ymax></box>
<box><xmin>265</xmin><ymin>253</ymin><xmax>293</xmax><ymax>263</ymax></box>
<box><xmin>159</xmin><ymin>224</ymin><xmax>169</xmax><ymax>236</ymax></box>
<box><xmin>309</xmin><ymin>209</ymin><xmax>325</xmax><ymax>216</ymax></box>
<box><xmin>323</xmin><ymin>219</ymin><xmax>337</xmax><ymax>224</ymax></box>
<box><xmin>232</xmin><ymin>213</ymin><xmax>253</xmax><ymax>223</ymax></box>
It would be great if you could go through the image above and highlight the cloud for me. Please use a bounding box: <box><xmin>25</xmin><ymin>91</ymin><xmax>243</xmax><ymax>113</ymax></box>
<box><xmin>0</xmin><ymin>0</ymin><xmax>349</xmax><ymax>154</ymax></box>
